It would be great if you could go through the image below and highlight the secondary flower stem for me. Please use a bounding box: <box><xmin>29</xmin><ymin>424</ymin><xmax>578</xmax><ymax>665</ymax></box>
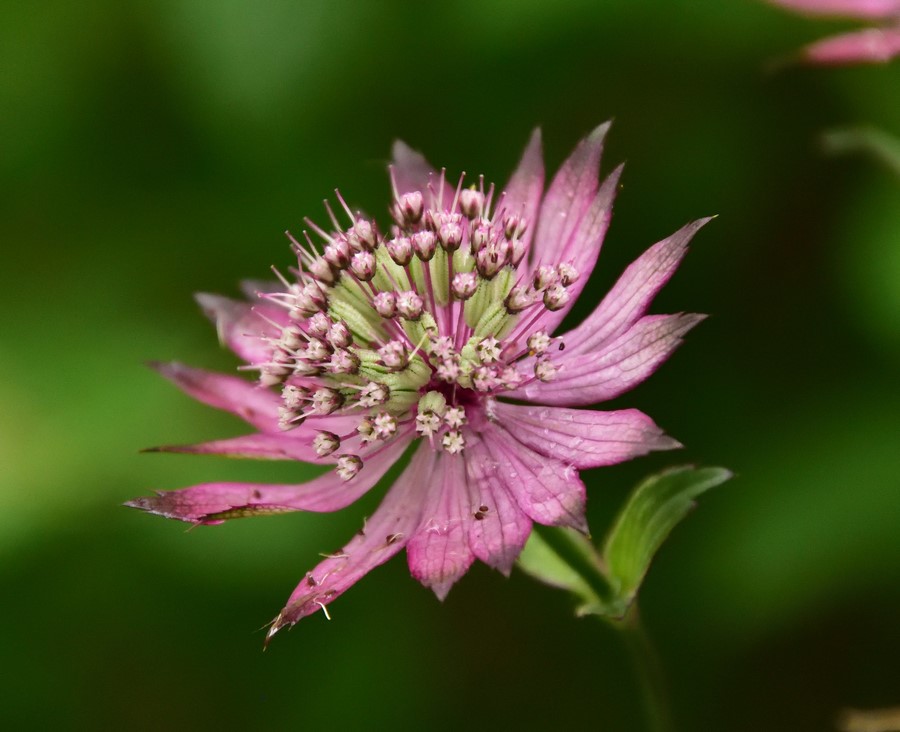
<box><xmin>615</xmin><ymin>607</ymin><xmax>674</xmax><ymax>732</ymax></box>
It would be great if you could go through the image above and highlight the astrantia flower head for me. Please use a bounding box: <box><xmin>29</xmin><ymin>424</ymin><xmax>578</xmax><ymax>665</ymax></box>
<box><xmin>767</xmin><ymin>0</ymin><xmax>900</xmax><ymax>64</ymax></box>
<box><xmin>128</xmin><ymin>124</ymin><xmax>710</xmax><ymax>643</ymax></box>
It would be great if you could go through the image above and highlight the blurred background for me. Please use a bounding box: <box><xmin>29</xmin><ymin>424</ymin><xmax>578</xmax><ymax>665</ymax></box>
<box><xmin>2</xmin><ymin>1</ymin><xmax>899</xmax><ymax>729</ymax></box>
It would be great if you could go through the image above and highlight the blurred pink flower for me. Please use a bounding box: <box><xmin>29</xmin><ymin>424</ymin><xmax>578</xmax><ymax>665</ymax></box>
<box><xmin>128</xmin><ymin>125</ymin><xmax>709</xmax><ymax>641</ymax></box>
<box><xmin>767</xmin><ymin>0</ymin><xmax>900</xmax><ymax>64</ymax></box>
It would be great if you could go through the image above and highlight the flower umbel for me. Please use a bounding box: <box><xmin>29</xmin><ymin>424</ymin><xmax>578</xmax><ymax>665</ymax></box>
<box><xmin>127</xmin><ymin>124</ymin><xmax>710</xmax><ymax>643</ymax></box>
<box><xmin>767</xmin><ymin>0</ymin><xmax>900</xmax><ymax>64</ymax></box>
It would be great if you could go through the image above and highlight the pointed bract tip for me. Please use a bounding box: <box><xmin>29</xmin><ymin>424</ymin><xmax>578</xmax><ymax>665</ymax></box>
<box><xmin>391</xmin><ymin>139</ymin><xmax>421</xmax><ymax>163</ymax></box>
<box><xmin>589</xmin><ymin>120</ymin><xmax>614</xmax><ymax>142</ymax></box>
<box><xmin>194</xmin><ymin>292</ymin><xmax>232</xmax><ymax>315</ymax></box>
<box><xmin>431</xmin><ymin>581</ymin><xmax>455</xmax><ymax>602</ymax></box>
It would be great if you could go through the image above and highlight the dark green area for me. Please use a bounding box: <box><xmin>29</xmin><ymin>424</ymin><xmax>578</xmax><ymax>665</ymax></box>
<box><xmin>3</xmin><ymin>1</ymin><xmax>900</xmax><ymax>730</ymax></box>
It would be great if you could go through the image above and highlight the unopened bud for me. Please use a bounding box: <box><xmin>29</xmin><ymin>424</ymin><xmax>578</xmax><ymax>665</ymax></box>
<box><xmin>279</xmin><ymin>324</ymin><xmax>307</xmax><ymax>351</ymax></box>
<box><xmin>459</xmin><ymin>189</ymin><xmax>484</xmax><ymax>219</ymax></box>
<box><xmin>349</xmin><ymin>250</ymin><xmax>376</xmax><ymax>281</ymax></box>
<box><xmin>323</xmin><ymin>237</ymin><xmax>352</xmax><ymax>270</ymax></box>
<box><xmin>373</xmin><ymin>291</ymin><xmax>398</xmax><ymax>318</ymax></box>
<box><xmin>526</xmin><ymin>331</ymin><xmax>551</xmax><ymax>355</ymax></box>
<box><xmin>451</xmin><ymin>272</ymin><xmax>478</xmax><ymax>300</ymax></box>
<box><xmin>542</xmin><ymin>282</ymin><xmax>570</xmax><ymax>311</ymax></box>
<box><xmin>557</xmin><ymin>262</ymin><xmax>579</xmax><ymax>286</ymax></box>
<box><xmin>533</xmin><ymin>265</ymin><xmax>559</xmax><ymax>291</ymax></box>
<box><xmin>308</xmin><ymin>257</ymin><xmax>336</xmax><ymax>284</ymax></box>
<box><xmin>395</xmin><ymin>191</ymin><xmax>424</xmax><ymax>225</ymax></box>
<box><xmin>351</xmin><ymin>219</ymin><xmax>377</xmax><ymax>251</ymax></box>
<box><xmin>412</xmin><ymin>230</ymin><xmax>437</xmax><ymax>261</ymax></box>
<box><xmin>396</xmin><ymin>290</ymin><xmax>424</xmax><ymax>320</ymax></box>
<box><xmin>438</xmin><ymin>222</ymin><xmax>463</xmax><ymax>252</ymax></box>
<box><xmin>282</xmin><ymin>384</ymin><xmax>309</xmax><ymax>410</ymax></box>
<box><xmin>327</xmin><ymin>321</ymin><xmax>352</xmax><ymax>349</ymax></box>
<box><xmin>378</xmin><ymin>340</ymin><xmax>409</xmax><ymax>371</ymax></box>
<box><xmin>386</xmin><ymin>236</ymin><xmax>414</xmax><ymax>266</ymax></box>
<box><xmin>307</xmin><ymin>312</ymin><xmax>331</xmax><ymax>337</ymax></box>
<box><xmin>534</xmin><ymin>359</ymin><xmax>558</xmax><ymax>382</ymax></box>
<box><xmin>475</xmin><ymin>240</ymin><xmax>509</xmax><ymax>280</ymax></box>
<box><xmin>336</xmin><ymin>454</ymin><xmax>363</xmax><ymax>481</ymax></box>
<box><xmin>329</xmin><ymin>348</ymin><xmax>360</xmax><ymax>374</ymax></box>
<box><xmin>505</xmin><ymin>285</ymin><xmax>535</xmax><ymax>314</ymax></box>
<box><xmin>313</xmin><ymin>431</ymin><xmax>340</xmax><ymax>457</ymax></box>
<box><xmin>312</xmin><ymin>387</ymin><xmax>344</xmax><ymax>415</ymax></box>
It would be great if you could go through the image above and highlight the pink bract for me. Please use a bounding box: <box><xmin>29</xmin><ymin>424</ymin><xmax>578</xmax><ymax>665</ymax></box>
<box><xmin>127</xmin><ymin>125</ymin><xmax>709</xmax><ymax>642</ymax></box>
<box><xmin>767</xmin><ymin>0</ymin><xmax>900</xmax><ymax>64</ymax></box>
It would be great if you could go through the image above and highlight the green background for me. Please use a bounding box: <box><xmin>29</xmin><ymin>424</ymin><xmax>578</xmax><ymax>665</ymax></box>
<box><xmin>2</xmin><ymin>1</ymin><xmax>899</xmax><ymax>729</ymax></box>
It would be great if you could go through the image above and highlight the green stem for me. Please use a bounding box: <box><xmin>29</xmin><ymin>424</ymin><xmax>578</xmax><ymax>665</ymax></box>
<box><xmin>614</xmin><ymin>607</ymin><xmax>674</xmax><ymax>732</ymax></box>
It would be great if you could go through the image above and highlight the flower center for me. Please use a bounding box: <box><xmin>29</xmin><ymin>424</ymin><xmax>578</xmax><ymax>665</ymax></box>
<box><xmin>254</xmin><ymin>177</ymin><xmax>578</xmax><ymax>477</ymax></box>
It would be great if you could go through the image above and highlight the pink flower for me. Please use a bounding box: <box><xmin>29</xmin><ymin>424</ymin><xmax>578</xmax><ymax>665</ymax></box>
<box><xmin>767</xmin><ymin>0</ymin><xmax>900</xmax><ymax>64</ymax></box>
<box><xmin>128</xmin><ymin>125</ymin><xmax>709</xmax><ymax>641</ymax></box>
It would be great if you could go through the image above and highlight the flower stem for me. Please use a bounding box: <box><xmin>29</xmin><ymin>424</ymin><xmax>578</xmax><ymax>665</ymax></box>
<box><xmin>614</xmin><ymin>607</ymin><xmax>674</xmax><ymax>732</ymax></box>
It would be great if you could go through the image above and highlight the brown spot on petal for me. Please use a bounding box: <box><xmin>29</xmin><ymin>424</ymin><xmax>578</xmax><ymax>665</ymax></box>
<box><xmin>385</xmin><ymin>533</ymin><xmax>403</xmax><ymax>545</ymax></box>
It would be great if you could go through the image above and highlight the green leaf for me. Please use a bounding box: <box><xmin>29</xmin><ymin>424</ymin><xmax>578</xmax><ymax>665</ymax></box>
<box><xmin>820</xmin><ymin>126</ymin><xmax>900</xmax><ymax>178</ymax></box>
<box><xmin>602</xmin><ymin>465</ymin><xmax>732</xmax><ymax>612</ymax></box>
<box><xmin>517</xmin><ymin>524</ymin><xmax>613</xmax><ymax>617</ymax></box>
<box><xmin>518</xmin><ymin>466</ymin><xmax>730</xmax><ymax>620</ymax></box>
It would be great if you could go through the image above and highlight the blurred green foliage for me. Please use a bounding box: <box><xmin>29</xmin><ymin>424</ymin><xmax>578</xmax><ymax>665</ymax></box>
<box><xmin>2</xmin><ymin>1</ymin><xmax>899</xmax><ymax>730</ymax></box>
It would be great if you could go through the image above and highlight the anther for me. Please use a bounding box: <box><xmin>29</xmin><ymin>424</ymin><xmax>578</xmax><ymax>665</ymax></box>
<box><xmin>498</xmin><ymin>366</ymin><xmax>523</xmax><ymax>389</ymax></box>
<box><xmin>476</xmin><ymin>337</ymin><xmax>502</xmax><ymax>364</ymax></box>
<box><xmin>444</xmin><ymin>406</ymin><xmax>466</xmax><ymax>429</ymax></box>
<box><xmin>534</xmin><ymin>360</ymin><xmax>558</xmax><ymax>382</ymax></box>
<box><xmin>308</xmin><ymin>257</ymin><xmax>336</xmax><ymax>284</ymax></box>
<box><xmin>526</xmin><ymin>331</ymin><xmax>551</xmax><ymax>355</ymax></box>
<box><xmin>372</xmin><ymin>411</ymin><xmax>397</xmax><ymax>440</ymax></box>
<box><xmin>441</xmin><ymin>430</ymin><xmax>466</xmax><ymax>454</ymax></box>
<box><xmin>278</xmin><ymin>406</ymin><xmax>303</xmax><ymax>430</ymax></box>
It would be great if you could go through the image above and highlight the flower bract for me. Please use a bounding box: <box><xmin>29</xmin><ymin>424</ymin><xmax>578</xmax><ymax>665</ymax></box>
<box><xmin>767</xmin><ymin>0</ymin><xmax>900</xmax><ymax>64</ymax></box>
<box><xmin>127</xmin><ymin>124</ymin><xmax>710</xmax><ymax>642</ymax></box>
